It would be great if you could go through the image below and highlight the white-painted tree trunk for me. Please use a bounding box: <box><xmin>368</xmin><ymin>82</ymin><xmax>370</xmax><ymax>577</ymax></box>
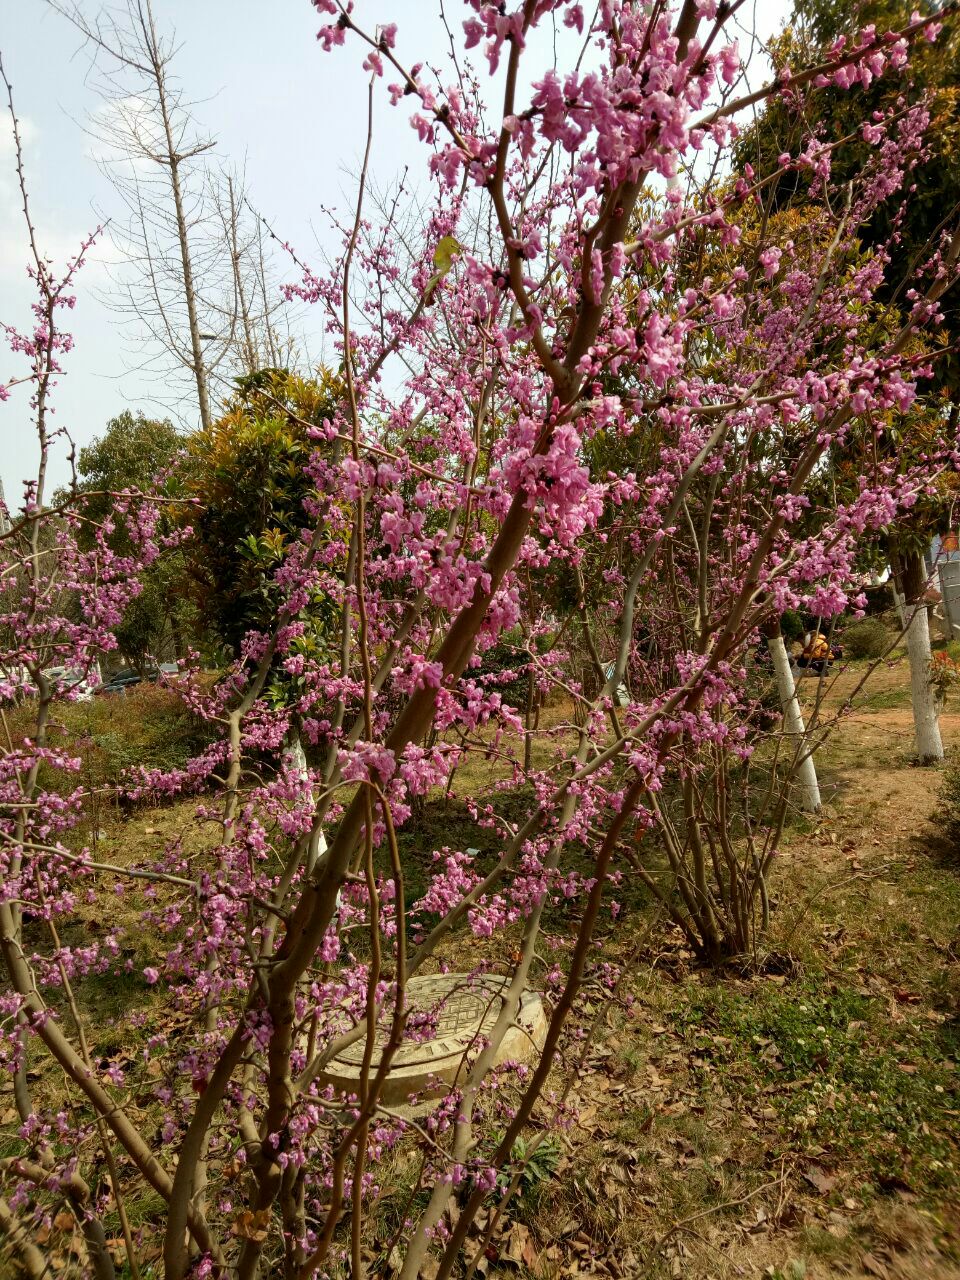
<box><xmin>767</xmin><ymin>632</ymin><xmax>822</xmax><ymax>814</ymax></box>
<box><xmin>905</xmin><ymin>601</ymin><xmax>944</xmax><ymax>764</ymax></box>
<box><xmin>893</xmin><ymin>587</ymin><xmax>908</xmax><ymax>632</ymax></box>
<box><xmin>283</xmin><ymin>733</ymin><xmax>309</xmax><ymax>782</ymax></box>
<box><xmin>282</xmin><ymin>732</ymin><xmax>337</xmax><ymax>903</ymax></box>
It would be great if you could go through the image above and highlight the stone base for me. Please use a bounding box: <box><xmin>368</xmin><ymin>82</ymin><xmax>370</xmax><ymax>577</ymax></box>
<box><xmin>317</xmin><ymin>973</ymin><xmax>548</xmax><ymax>1108</ymax></box>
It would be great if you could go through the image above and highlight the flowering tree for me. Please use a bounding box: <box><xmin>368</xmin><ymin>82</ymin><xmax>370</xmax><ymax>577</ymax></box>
<box><xmin>0</xmin><ymin>50</ymin><xmax>173</xmax><ymax>1277</ymax></box>
<box><xmin>1</xmin><ymin>5</ymin><xmax>959</xmax><ymax>1278</ymax></box>
<box><xmin>734</xmin><ymin>0</ymin><xmax>960</xmax><ymax>767</ymax></box>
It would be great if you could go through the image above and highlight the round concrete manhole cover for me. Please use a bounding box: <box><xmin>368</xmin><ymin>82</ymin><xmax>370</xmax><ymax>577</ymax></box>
<box><xmin>318</xmin><ymin>973</ymin><xmax>547</xmax><ymax>1107</ymax></box>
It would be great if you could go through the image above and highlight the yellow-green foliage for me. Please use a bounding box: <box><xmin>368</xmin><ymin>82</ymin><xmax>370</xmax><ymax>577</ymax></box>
<box><xmin>181</xmin><ymin>367</ymin><xmax>343</xmax><ymax>656</ymax></box>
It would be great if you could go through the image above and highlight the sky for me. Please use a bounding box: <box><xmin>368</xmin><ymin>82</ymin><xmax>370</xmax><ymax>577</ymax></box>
<box><xmin>1</xmin><ymin>0</ymin><xmax>790</xmax><ymax>504</ymax></box>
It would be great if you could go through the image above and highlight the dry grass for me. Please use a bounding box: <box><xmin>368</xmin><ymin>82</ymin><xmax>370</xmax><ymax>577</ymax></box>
<box><xmin>498</xmin><ymin>662</ymin><xmax>960</xmax><ymax>1280</ymax></box>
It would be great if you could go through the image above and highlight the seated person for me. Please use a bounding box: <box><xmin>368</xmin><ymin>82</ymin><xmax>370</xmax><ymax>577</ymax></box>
<box><xmin>796</xmin><ymin>629</ymin><xmax>833</xmax><ymax>673</ymax></box>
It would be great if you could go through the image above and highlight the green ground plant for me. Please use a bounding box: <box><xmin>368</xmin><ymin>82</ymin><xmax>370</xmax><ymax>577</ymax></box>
<box><xmin>679</xmin><ymin>977</ymin><xmax>959</xmax><ymax>1195</ymax></box>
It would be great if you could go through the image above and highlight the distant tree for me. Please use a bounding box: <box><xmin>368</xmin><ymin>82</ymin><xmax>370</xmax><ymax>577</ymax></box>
<box><xmin>181</xmin><ymin>367</ymin><xmax>343</xmax><ymax>661</ymax></box>
<box><xmin>76</xmin><ymin>409</ymin><xmax>181</xmax><ymax>504</ymax></box>
<box><xmin>736</xmin><ymin>0</ymin><xmax>960</xmax><ymax>389</ymax></box>
<box><xmin>76</xmin><ymin>410</ymin><xmax>192</xmax><ymax>668</ymax></box>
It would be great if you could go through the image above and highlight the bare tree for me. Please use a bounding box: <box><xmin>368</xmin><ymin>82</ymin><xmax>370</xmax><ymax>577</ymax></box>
<box><xmin>210</xmin><ymin>170</ymin><xmax>294</xmax><ymax>377</ymax></box>
<box><xmin>51</xmin><ymin>0</ymin><xmax>240</xmax><ymax>429</ymax></box>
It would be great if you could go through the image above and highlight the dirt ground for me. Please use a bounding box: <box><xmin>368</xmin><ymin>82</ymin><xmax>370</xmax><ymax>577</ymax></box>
<box><xmin>495</xmin><ymin>655</ymin><xmax>960</xmax><ymax>1280</ymax></box>
<box><xmin>3</xmin><ymin>656</ymin><xmax>958</xmax><ymax>1279</ymax></box>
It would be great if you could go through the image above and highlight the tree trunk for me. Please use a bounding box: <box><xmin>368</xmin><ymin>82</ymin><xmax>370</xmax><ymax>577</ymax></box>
<box><xmin>169</xmin><ymin>609</ymin><xmax>184</xmax><ymax>661</ymax></box>
<box><xmin>226</xmin><ymin>174</ymin><xmax>258</xmax><ymax>376</ymax></box>
<box><xmin>144</xmin><ymin>1</ymin><xmax>212</xmax><ymax>431</ymax></box>
<box><xmin>764</xmin><ymin>622</ymin><xmax>821</xmax><ymax>813</ymax></box>
<box><xmin>900</xmin><ymin>549</ymin><xmax>943</xmax><ymax>764</ymax></box>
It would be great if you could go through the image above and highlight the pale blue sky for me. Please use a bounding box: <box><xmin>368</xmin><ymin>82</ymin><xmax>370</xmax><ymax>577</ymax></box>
<box><xmin>1</xmin><ymin>1</ymin><xmax>789</xmax><ymax>502</ymax></box>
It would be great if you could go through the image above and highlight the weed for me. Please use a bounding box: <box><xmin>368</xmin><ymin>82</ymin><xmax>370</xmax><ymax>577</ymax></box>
<box><xmin>768</xmin><ymin>1261</ymin><xmax>808</xmax><ymax>1280</ymax></box>
<box><xmin>617</xmin><ymin>1045</ymin><xmax>645</xmax><ymax>1077</ymax></box>
<box><xmin>496</xmin><ymin>1134</ymin><xmax>562</xmax><ymax>1209</ymax></box>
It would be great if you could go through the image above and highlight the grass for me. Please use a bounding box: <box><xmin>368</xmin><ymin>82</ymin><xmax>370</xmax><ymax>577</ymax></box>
<box><xmin>72</xmin><ymin>967</ymin><xmax>161</xmax><ymax>1029</ymax></box>
<box><xmin>797</xmin><ymin>1226</ymin><xmax>858</xmax><ymax>1264</ymax></box>
<box><xmin>12</xmin><ymin>683</ymin><xmax>214</xmax><ymax>778</ymax></box>
<box><xmin>856</xmin><ymin>684</ymin><xmax>913</xmax><ymax>710</ymax></box>
<box><xmin>678</xmin><ymin>976</ymin><xmax>959</xmax><ymax>1195</ymax></box>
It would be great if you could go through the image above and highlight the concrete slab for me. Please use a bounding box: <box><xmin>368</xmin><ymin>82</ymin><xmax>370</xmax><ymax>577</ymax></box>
<box><xmin>318</xmin><ymin>972</ymin><xmax>548</xmax><ymax>1107</ymax></box>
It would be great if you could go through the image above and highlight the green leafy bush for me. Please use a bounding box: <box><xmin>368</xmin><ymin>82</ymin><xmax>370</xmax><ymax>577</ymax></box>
<box><xmin>842</xmin><ymin>617</ymin><xmax>892</xmax><ymax>661</ymax></box>
<box><xmin>780</xmin><ymin>610</ymin><xmax>805</xmax><ymax>643</ymax></box>
<box><xmin>934</xmin><ymin>762</ymin><xmax>960</xmax><ymax>848</ymax></box>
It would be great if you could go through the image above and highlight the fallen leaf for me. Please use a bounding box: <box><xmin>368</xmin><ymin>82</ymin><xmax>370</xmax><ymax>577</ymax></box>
<box><xmin>231</xmin><ymin>1209</ymin><xmax>270</xmax><ymax>1243</ymax></box>
<box><xmin>502</xmin><ymin>1223</ymin><xmax>532</xmax><ymax>1267</ymax></box>
<box><xmin>804</xmin><ymin>1166</ymin><xmax>836</xmax><ymax>1195</ymax></box>
<box><xmin>521</xmin><ymin>1232</ymin><xmax>538</xmax><ymax>1269</ymax></box>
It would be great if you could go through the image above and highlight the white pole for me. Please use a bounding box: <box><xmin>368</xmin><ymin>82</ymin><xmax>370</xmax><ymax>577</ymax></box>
<box><xmin>283</xmin><ymin>732</ymin><xmax>309</xmax><ymax>782</ymax></box>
